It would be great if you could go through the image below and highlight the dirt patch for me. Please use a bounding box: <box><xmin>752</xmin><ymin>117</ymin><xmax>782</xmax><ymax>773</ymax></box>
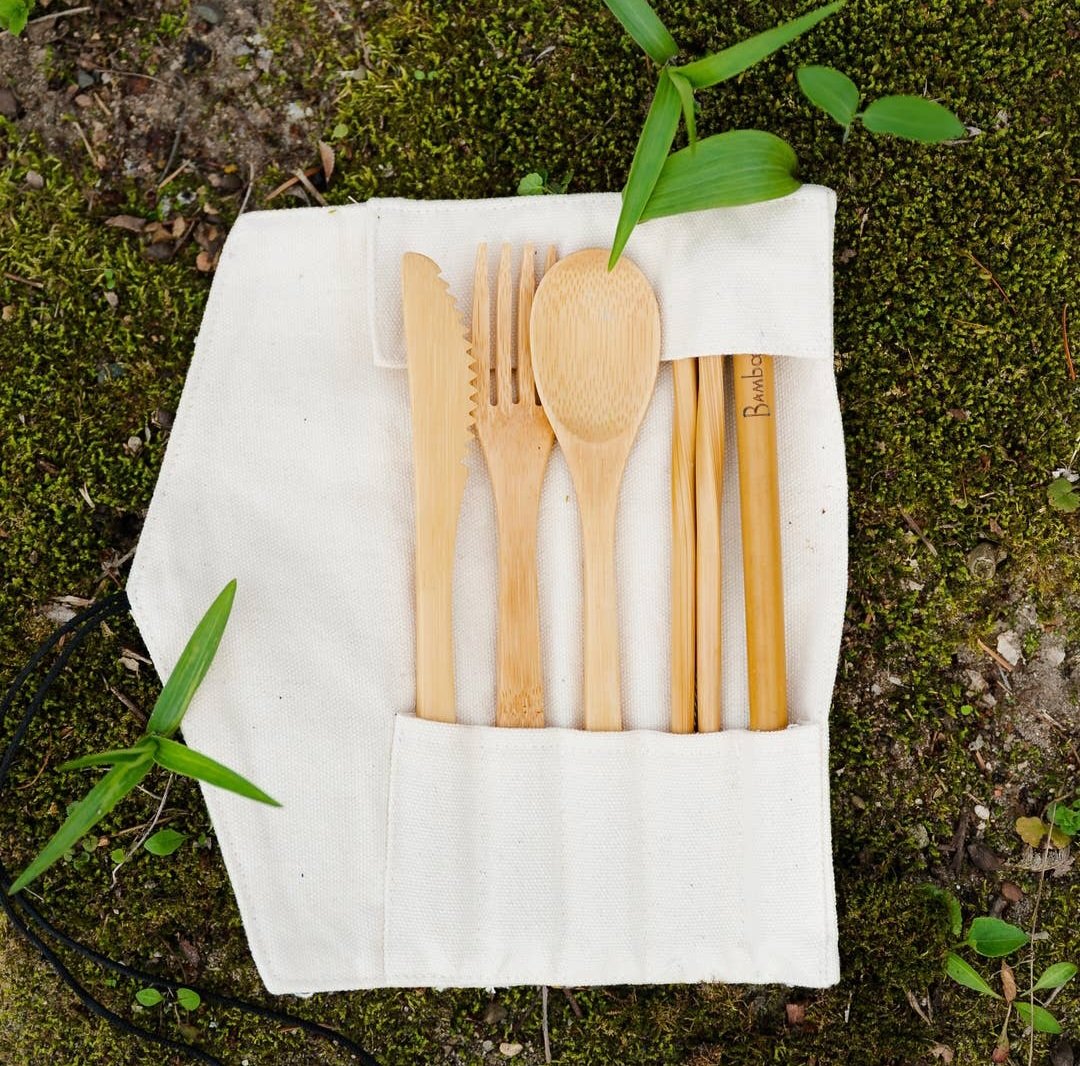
<box><xmin>0</xmin><ymin>1</ymin><xmax>353</xmax><ymax>203</ymax></box>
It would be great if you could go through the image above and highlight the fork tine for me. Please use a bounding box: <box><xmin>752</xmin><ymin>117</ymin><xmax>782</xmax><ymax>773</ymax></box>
<box><xmin>516</xmin><ymin>244</ymin><xmax>536</xmax><ymax>405</ymax></box>
<box><xmin>495</xmin><ymin>243</ymin><xmax>514</xmax><ymax>407</ymax></box>
<box><xmin>472</xmin><ymin>244</ymin><xmax>490</xmax><ymax>409</ymax></box>
<box><xmin>525</xmin><ymin>246</ymin><xmax>558</xmax><ymax>406</ymax></box>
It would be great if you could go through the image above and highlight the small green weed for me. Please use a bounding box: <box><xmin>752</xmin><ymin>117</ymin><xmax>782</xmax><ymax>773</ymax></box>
<box><xmin>7</xmin><ymin>581</ymin><xmax>280</xmax><ymax>896</ymax></box>
<box><xmin>928</xmin><ymin>889</ymin><xmax>1077</xmax><ymax>1059</ymax></box>
<box><xmin>603</xmin><ymin>0</ymin><xmax>964</xmax><ymax>265</ymax></box>
<box><xmin>1048</xmin><ymin>476</ymin><xmax>1079</xmax><ymax>513</ymax></box>
<box><xmin>0</xmin><ymin>0</ymin><xmax>33</xmax><ymax>36</ymax></box>
<box><xmin>517</xmin><ymin>169</ymin><xmax>572</xmax><ymax>196</ymax></box>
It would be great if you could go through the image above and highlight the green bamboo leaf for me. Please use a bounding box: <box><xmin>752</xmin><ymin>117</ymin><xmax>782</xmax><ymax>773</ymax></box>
<box><xmin>678</xmin><ymin>1</ymin><xmax>844</xmax><ymax>90</ymax></box>
<box><xmin>143</xmin><ymin>828</ymin><xmax>188</xmax><ymax>856</ymax></box>
<box><xmin>966</xmin><ymin>917</ymin><xmax>1029</xmax><ymax>958</ymax></box>
<box><xmin>153</xmin><ymin>736</ymin><xmax>281</xmax><ymax>807</ymax></box>
<box><xmin>639</xmin><ymin>129</ymin><xmax>800</xmax><ymax>221</ymax></box>
<box><xmin>797</xmin><ymin>65</ymin><xmax>859</xmax><ymax>127</ymax></box>
<box><xmin>7</xmin><ymin>755</ymin><xmax>154</xmax><ymax>895</ymax></box>
<box><xmin>945</xmin><ymin>952</ymin><xmax>1001</xmax><ymax>998</ymax></box>
<box><xmin>668</xmin><ymin>70</ymin><xmax>697</xmax><ymax>148</ymax></box>
<box><xmin>860</xmin><ymin>95</ymin><xmax>965</xmax><ymax>143</ymax></box>
<box><xmin>146</xmin><ymin>580</ymin><xmax>236</xmax><ymax>738</ymax></box>
<box><xmin>1015</xmin><ymin>1001</ymin><xmax>1062</xmax><ymax>1034</ymax></box>
<box><xmin>1033</xmin><ymin>962</ymin><xmax>1077</xmax><ymax>991</ymax></box>
<box><xmin>602</xmin><ymin>0</ymin><xmax>678</xmax><ymax>65</ymax></box>
<box><xmin>610</xmin><ymin>69</ymin><xmax>682</xmax><ymax>267</ymax></box>
<box><xmin>59</xmin><ymin>739</ymin><xmax>157</xmax><ymax>771</ymax></box>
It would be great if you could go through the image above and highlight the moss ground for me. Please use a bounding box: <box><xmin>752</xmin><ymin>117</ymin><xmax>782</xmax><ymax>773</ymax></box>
<box><xmin>1</xmin><ymin>1</ymin><xmax>1078</xmax><ymax>1063</ymax></box>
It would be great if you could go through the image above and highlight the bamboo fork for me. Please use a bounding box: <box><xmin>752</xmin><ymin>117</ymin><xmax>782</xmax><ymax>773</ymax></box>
<box><xmin>474</xmin><ymin>243</ymin><xmax>557</xmax><ymax>727</ymax></box>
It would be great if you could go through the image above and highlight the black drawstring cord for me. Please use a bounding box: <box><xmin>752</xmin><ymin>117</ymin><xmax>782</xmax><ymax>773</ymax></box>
<box><xmin>1</xmin><ymin>593</ymin><xmax>382</xmax><ymax>1066</ymax></box>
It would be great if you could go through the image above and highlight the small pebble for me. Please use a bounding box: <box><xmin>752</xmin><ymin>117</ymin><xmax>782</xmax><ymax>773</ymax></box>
<box><xmin>24</xmin><ymin>170</ymin><xmax>44</xmax><ymax>190</ymax></box>
<box><xmin>483</xmin><ymin>1002</ymin><xmax>508</xmax><ymax>1026</ymax></box>
<box><xmin>76</xmin><ymin>69</ymin><xmax>96</xmax><ymax>89</ymax></box>
<box><xmin>195</xmin><ymin>1</ymin><xmax>225</xmax><ymax>25</ymax></box>
<box><xmin>965</xmin><ymin>542</ymin><xmax>997</xmax><ymax>580</ymax></box>
<box><xmin>104</xmin><ymin>291</ymin><xmax>119</xmax><ymax>309</ymax></box>
<box><xmin>0</xmin><ymin>86</ymin><xmax>20</xmax><ymax>119</ymax></box>
<box><xmin>1050</xmin><ymin>1037</ymin><xmax>1074</xmax><ymax>1066</ymax></box>
<box><xmin>974</xmin><ymin>804</ymin><xmax>990</xmax><ymax>822</ymax></box>
<box><xmin>143</xmin><ymin>241</ymin><xmax>175</xmax><ymax>263</ymax></box>
<box><xmin>481</xmin><ymin>1040</ymin><xmax>493</xmax><ymax>1052</ymax></box>
<box><xmin>125</xmin><ymin>435</ymin><xmax>142</xmax><ymax>454</ymax></box>
<box><xmin>499</xmin><ymin>1043</ymin><xmax>523</xmax><ymax>1059</ymax></box>
<box><xmin>996</xmin><ymin>630</ymin><xmax>1022</xmax><ymax>666</ymax></box>
<box><xmin>1000</xmin><ymin>881</ymin><xmax>1023</xmax><ymax>903</ymax></box>
<box><xmin>967</xmin><ymin>842</ymin><xmax>1003</xmax><ymax>872</ymax></box>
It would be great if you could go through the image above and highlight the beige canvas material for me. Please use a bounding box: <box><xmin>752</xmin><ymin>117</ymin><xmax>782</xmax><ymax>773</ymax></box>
<box><xmin>127</xmin><ymin>189</ymin><xmax>846</xmax><ymax>993</ymax></box>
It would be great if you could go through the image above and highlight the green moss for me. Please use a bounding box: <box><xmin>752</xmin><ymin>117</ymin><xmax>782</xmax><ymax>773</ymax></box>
<box><xmin>2</xmin><ymin>0</ymin><xmax>1079</xmax><ymax>1062</ymax></box>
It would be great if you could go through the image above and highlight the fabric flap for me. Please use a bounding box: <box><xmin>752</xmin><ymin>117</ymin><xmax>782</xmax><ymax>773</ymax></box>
<box><xmin>367</xmin><ymin>187</ymin><xmax>836</xmax><ymax>369</ymax></box>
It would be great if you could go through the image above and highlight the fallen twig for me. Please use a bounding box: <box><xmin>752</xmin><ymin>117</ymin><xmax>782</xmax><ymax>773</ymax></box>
<box><xmin>157</xmin><ymin>159</ymin><xmax>193</xmax><ymax>192</ymax></box>
<box><xmin>292</xmin><ymin>167</ymin><xmax>328</xmax><ymax>207</ymax></box>
<box><xmin>71</xmin><ymin>118</ymin><xmax>102</xmax><ymax>170</ymax></box>
<box><xmin>899</xmin><ymin>508</ymin><xmax>938</xmax><ymax>556</ymax></box>
<box><xmin>93</xmin><ymin>67</ymin><xmax>169</xmax><ymax>87</ymax></box>
<box><xmin>113</xmin><ymin>775</ymin><xmax>173</xmax><ymax>887</ymax></box>
<box><xmin>158</xmin><ymin>106</ymin><xmax>189</xmax><ymax>185</ymax></box>
<box><xmin>1064</xmin><ymin>304</ymin><xmax>1074</xmax><ymax>382</ymax></box>
<box><xmin>965</xmin><ymin>250</ymin><xmax>1013</xmax><ymax>307</ymax></box>
<box><xmin>26</xmin><ymin>5</ymin><xmax>92</xmax><ymax>26</ymax></box>
<box><xmin>976</xmin><ymin>637</ymin><xmax>1014</xmax><ymax>673</ymax></box>
<box><xmin>541</xmin><ymin>986</ymin><xmax>552</xmax><ymax>1064</ymax></box>
<box><xmin>3</xmin><ymin>271</ymin><xmax>45</xmax><ymax>290</ymax></box>
<box><xmin>238</xmin><ymin>161</ymin><xmax>256</xmax><ymax>215</ymax></box>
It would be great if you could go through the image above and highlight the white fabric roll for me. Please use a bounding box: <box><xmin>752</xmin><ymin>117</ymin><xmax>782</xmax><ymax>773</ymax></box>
<box><xmin>127</xmin><ymin>189</ymin><xmax>846</xmax><ymax>993</ymax></box>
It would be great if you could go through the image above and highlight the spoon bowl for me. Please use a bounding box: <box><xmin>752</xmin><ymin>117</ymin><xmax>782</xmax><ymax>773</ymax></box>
<box><xmin>531</xmin><ymin>248</ymin><xmax>661</xmax><ymax>730</ymax></box>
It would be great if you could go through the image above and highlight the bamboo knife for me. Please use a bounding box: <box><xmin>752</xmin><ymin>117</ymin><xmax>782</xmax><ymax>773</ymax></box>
<box><xmin>402</xmin><ymin>253</ymin><xmax>476</xmax><ymax>723</ymax></box>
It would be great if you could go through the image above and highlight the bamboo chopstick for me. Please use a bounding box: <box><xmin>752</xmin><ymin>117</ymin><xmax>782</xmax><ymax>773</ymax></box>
<box><xmin>670</xmin><ymin>358</ymin><xmax>697</xmax><ymax>734</ymax></box>
<box><xmin>695</xmin><ymin>356</ymin><xmax>725</xmax><ymax>733</ymax></box>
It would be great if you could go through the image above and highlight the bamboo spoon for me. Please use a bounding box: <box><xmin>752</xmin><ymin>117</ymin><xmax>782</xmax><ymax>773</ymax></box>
<box><xmin>695</xmin><ymin>356</ymin><xmax>725</xmax><ymax>733</ymax></box>
<box><xmin>732</xmin><ymin>353</ymin><xmax>787</xmax><ymax>731</ymax></box>
<box><xmin>530</xmin><ymin>248</ymin><xmax>661</xmax><ymax>732</ymax></box>
<box><xmin>670</xmin><ymin>358</ymin><xmax>697</xmax><ymax>734</ymax></box>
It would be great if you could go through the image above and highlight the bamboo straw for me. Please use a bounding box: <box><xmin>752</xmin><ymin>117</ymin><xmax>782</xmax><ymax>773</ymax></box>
<box><xmin>731</xmin><ymin>353</ymin><xmax>787</xmax><ymax>731</ymax></box>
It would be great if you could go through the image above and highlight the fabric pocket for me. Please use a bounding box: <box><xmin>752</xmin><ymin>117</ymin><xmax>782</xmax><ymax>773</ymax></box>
<box><xmin>383</xmin><ymin>714</ymin><xmax>838</xmax><ymax>989</ymax></box>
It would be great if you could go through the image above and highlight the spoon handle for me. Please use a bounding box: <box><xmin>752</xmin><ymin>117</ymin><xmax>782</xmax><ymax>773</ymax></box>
<box><xmin>732</xmin><ymin>354</ymin><xmax>787</xmax><ymax>731</ymax></box>
<box><xmin>580</xmin><ymin>480</ymin><xmax>622</xmax><ymax>731</ymax></box>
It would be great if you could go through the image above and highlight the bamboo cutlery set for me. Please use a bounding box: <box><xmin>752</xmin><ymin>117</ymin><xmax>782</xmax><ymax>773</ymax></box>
<box><xmin>403</xmin><ymin>245</ymin><xmax>788</xmax><ymax>734</ymax></box>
